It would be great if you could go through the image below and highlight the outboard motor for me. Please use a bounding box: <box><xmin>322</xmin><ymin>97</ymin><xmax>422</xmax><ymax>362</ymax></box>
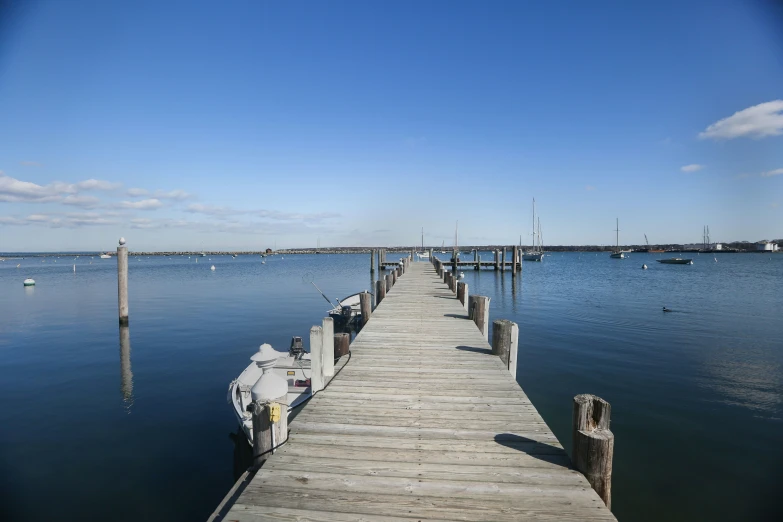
<box><xmin>289</xmin><ymin>336</ymin><xmax>304</xmax><ymax>359</ymax></box>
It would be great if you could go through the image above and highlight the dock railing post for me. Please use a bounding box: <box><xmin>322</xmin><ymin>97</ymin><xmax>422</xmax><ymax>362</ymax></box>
<box><xmin>491</xmin><ymin>319</ymin><xmax>518</xmax><ymax>376</ymax></box>
<box><xmin>457</xmin><ymin>281</ymin><xmax>468</xmax><ymax>309</ymax></box>
<box><xmin>322</xmin><ymin>317</ymin><xmax>334</xmax><ymax>378</ymax></box>
<box><xmin>359</xmin><ymin>291</ymin><xmax>371</xmax><ymax>328</ymax></box>
<box><xmin>117</xmin><ymin>237</ymin><xmax>129</xmax><ymax>325</ymax></box>
<box><xmin>334</xmin><ymin>332</ymin><xmax>350</xmax><ymax>358</ymax></box>
<box><xmin>249</xmin><ymin>343</ymin><xmax>290</xmax><ymax>467</ymax></box>
<box><xmin>309</xmin><ymin>326</ymin><xmax>324</xmax><ymax>392</ymax></box>
<box><xmin>572</xmin><ymin>395</ymin><xmax>614</xmax><ymax>509</ymax></box>
<box><xmin>468</xmin><ymin>295</ymin><xmax>490</xmax><ymax>340</ymax></box>
<box><xmin>376</xmin><ymin>278</ymin><xmax>385</xmax><ymax>306</ymax></box>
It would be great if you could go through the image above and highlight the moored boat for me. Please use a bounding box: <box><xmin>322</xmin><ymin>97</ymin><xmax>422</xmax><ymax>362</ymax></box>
<box><xmin>657</xmin><ymin>258</ymin><xmax>693</xmax><ymax>265</ymax></box>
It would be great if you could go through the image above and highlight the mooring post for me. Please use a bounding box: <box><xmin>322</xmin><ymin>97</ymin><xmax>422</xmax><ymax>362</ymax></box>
<box><xmin>360</xmin><ymin>291</ymin><xmax>371</xmax><ymax>328</ymax></box>
<box><xmin>370</xmin><ymin>249</ymin><xmax>375</xmax><ymax>273</ymax></box>
<box><xmin>391</xmin><ymin>269</ymin><xmax>397</xmax><ymax>286</ymax></box>
<box><xmin>385</xmin><ymin>273</ymin><xmax>392</xmax><ymax>292</ymax></box>
<box><xmin>572</xmin><ymin>394</ymin><xmax>614</xmax><ymax>509</ymax></box>
<box><xmin>309</xmin><ymin>325</ymin><xmax>324</xmax><ymax>392</ymax></box>
<box><xmin>511</xmin><ymin>246</ymin><xmax>517</xmax><ymax>276</ymax></box>
<box><xmin>457</xmin><ymin>281</ymin><xmax>468</xmax><ymax>309</ymax></box>
<box><xmin>494</xmin><ymin>250</ymin><xmax>499</xmax><ymax>270</ymax></box>
<box><xmin>376</xmin><ymin>278</ymin><xmax>385</xmax><ymax>305</ymax></box>
<box><xmin>468</xmin><ymin>295</ymin><xmax>490</xmax><ymax>340</ymax></box>
<box><xmin>117</xmin><ymin>237</ymin><xmax>129</xmax><ymax>325</ymax></box>
<box><xmin>502</xmin><ymin>247</ymin><xmax>506</xmax><ymax>271</ymax></box>
<box><xmin>322</xmin><ymin>317</ymin><xmax>334</xmax><ymax>377</ymax></box>
<box><xmin>491</xmin><ymin>319</ymin><xmax>518</xmax><ymax>376</ymax></box>
<box><xmin>334</xmin><ymin>332</ymin><xmax>350</xmax><ymax>358</ymax></box>
<box><xmin>249</xmin><ymin>343</ymin><xmax>290</xmax><ymax>467</ymax></box>
<box><xmin>476</xmin><ymin>254</ymin><xmax>481</xmax><ymax>271</ymax></box>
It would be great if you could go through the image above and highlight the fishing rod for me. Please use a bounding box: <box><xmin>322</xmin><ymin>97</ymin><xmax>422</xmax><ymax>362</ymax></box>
<box><xmin>310</xmin><ymin>281</ymin><xmax>342</xmax><ymax>308</ymax></box>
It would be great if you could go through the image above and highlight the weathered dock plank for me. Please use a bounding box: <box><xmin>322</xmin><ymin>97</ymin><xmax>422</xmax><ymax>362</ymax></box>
<box><xmin>218</xmin><ymin>262</ymin><xmax>616</xmax><ymax>521</ymax></box>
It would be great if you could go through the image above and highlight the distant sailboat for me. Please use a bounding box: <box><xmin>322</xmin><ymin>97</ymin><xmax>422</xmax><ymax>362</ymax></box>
<box><xmin>610</xmin><ymin>218</ymin><xmax>624</xmax><ymax>259</ymax></box>
<box><xmin>523</xmin><ymin>198</ymin><xmax>544</xmax><ymax>262</ymax></box>
<box><xmin>417</xmin><ymin>227</ymin><xmax>429</xmax><ymax>259</ymax></box>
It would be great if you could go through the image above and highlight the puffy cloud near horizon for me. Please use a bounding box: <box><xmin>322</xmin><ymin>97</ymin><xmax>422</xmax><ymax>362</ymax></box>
<box><xmin>118</xmin><ymin>198</ymin><xmax>164</xmax><ymax>210</ymax></box>
<box><xmin>681</xmin><ymin>164</ymin><xmax>705</xmax><ymax>172</ymax></box>
<box><xmin>699</xmin><ymin>100</ymin><xmax>783</xmax><ymax>140</ymax></box>
<box><xmin>761</xmin><ymin>168</ymin><xmax>783</xmax><ymax>177</ymax></box>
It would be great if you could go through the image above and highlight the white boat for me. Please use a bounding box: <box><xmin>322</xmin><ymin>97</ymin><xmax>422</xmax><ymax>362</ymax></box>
<box><xmin>23</xmin><ymin>278</ymin><xmax>35</xmax><ymax>286</ymax></box>
<box><xmin>610</xmin><ymin>219</ymin><xmax>624</xmax><ymax>259</ymax></box>
<box><xmin>228</xmin><ymin>340</ymin><xmax>313</xmax><ymax>444</ymax></box>
<box><xmin>100</xmin><ymin>254</ymin><xmax>111</xmax><ymax>259</ymax></box>
<box><xmin>523</xmin><ymin>198</ymin><xmax>544</xmax><ymax>262</ymax></box>
<box><xmin>416</xmin><ymin>227</ymin><xmax>429</xmax><ymax>258</ymax></box>
<box><xmin>327</xmin><ymin>291</ymin><xmax>366</xmax><ymax>330</ymax></box>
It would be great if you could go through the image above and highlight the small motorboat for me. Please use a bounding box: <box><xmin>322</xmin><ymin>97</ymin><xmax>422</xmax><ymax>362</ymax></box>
<box><xmin>23</xmin><ymin>278</ymin><xmax>35</xmax><ymax>286</ymax></box>
<box><xmin>100</xmin><ymin>254</ymin><xmax>111</xmax><ymax>259</ymax></box>
<box><xmin>657</xmin><ymin>258</ymin><xmax>693</xmax><ymax>265</ymax></box>
<box><xmin>327</xmin><ymin>292</ymin><xmax>367</xmax><ymax>331</ymax></box>
<box><xmin>228</xmin><ymin>339</ymin><xmax>313</xmax><ymax>444</ymax></box>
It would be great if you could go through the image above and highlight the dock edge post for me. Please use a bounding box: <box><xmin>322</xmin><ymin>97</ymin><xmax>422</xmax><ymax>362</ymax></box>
<box><xmin>491</xmin><ymin>319</ymin><xmax>518</xmax><ymax>375</ymax></box>
<box><xmin>457</xmin><ymin>281</ymin><xmax>468</xmax><ymax>309</ymax></box>
<box><xmin>117</xmin><ymin>238</ymin><xmax>129</xmax><ymax>325</ymax></box>
<box><xmin>572</xmin><ymin>394</ymin><xmax>614</xmax><ymax>509</ymax></box>
<box><xmin>322</xmin><ymin>317</ymin><xmax>335</xmax><ymax>378</ymax></box>
<box><xmin>359</xmin><ymin>291</ymin><xmax>371</xmax><ymax>328</ymax></box>
<box><xmin>468</xmin><ymin>295</ymin><xmax>490</xmax><ymax>341</ymax></box>
<box><xmin>309</xmin><ymin>325</ymin><xmax>324</xmax><ymax>392</ymax></box>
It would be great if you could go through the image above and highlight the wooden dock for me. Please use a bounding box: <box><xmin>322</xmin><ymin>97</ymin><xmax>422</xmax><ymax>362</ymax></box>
<box><xmin>216</xmin><ymin>261</ymin><xmax>616</xmax><ymax>521</ymax></box>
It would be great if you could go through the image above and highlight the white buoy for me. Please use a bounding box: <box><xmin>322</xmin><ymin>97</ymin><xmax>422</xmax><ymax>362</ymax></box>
<box><xmin>642</xmin><ymin>264</ymin><xmax>647</xmax><ymax>270</ymax></box>
<box><xmin>17</xmin><ymin>264</ymin><xmax>20</xmax><ymax>268</ymax></box>
<box><xmin>73</xmin><ymin>264</ymin><xmax>76</xmax><ymax>272</ymax></box>
<box><xmin>460</xmin><ymin>272</ymin><xmax>465</xmax><ymax>278</ymax></box>
<box><xmin>210</xmin><ymin>265</ymin><xmax>216</xmax><ymax>271</ymax></box>
<box><xmin>23</xmin><ymin>278</ymin><xmax>35</xmax><ymax>286</ymax></box>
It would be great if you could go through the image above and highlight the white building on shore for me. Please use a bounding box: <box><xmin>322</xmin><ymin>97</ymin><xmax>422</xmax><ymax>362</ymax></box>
<box><xmin>756</xmin><ymin>241</ymin><xmax>779</xmax><ymax>252</ymax></box>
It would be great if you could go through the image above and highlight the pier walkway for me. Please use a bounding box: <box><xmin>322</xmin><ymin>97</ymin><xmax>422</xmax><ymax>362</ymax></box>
<box><xmin>219</xmin><ymin>262</ymin><xmax>617</xmax><ymax>521</ymax></box>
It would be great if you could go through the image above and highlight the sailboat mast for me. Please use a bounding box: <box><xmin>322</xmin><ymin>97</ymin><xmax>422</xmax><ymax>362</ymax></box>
<box><xmin>421</xmin><ymin>227</ymin><xmax>424</xmax><ymax>251</ymax></box>
<box><xmin>455</xmin><ymin>220</ymin><xmax>459</xmax><ymax>251</ymax></box>
<box><xmin>532</xmin><ymin>198</ymin><xmax>536</xmax><ymax>249</ymax></box>
<box><xmin>616</xmin><ymin>218</ymin><xmax>620</xmax><ymax>249</ymax></box>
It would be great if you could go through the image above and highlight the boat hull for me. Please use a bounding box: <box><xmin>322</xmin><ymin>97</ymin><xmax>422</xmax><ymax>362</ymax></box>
<box><xmin>657</xmin><ymin>258</ymin><xmax>693</xmax><ymax>265</ymax></box>
<box><xmin>610</xmin><ymin>252</ymin><xmax>624</xmax><ymax>259</ymax></box>
<box><xmin>522</xmin><ymin>252</ymin><xmax>543</xmax><ymax>262</ymax></box>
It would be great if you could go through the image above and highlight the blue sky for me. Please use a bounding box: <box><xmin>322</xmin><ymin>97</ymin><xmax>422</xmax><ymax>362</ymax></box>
<box><xmin>1</xmin><ymin>0</ymin><xmax>781</xmax><ymax>251</ymax></box>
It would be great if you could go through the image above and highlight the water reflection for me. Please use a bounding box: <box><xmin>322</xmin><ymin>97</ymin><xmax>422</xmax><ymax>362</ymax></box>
<box><xmin>119</xmin><ymin>326</ymin><xmax>134</xmax><ymax>412</ymax></box>
<box><xmin>229</xmin><ymin>429</ymin><xmax>254</xmax><ymax>481</ymax></box>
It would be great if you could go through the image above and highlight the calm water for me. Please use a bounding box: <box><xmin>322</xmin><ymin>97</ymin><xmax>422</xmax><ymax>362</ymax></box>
<box><xmin>1</xmin><ymin>252</ymin><xmax>781</xmax><ymax>521</ymax></box>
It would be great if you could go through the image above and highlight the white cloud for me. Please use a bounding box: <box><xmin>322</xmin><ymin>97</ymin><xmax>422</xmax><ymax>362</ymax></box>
<box><xmin>127</xmin><ymin>188</ymin><xmax>149</xmax><ymax>197</ymax></box>
<box><xmin>761</xmin><ymin>168</ymin><xmax>783</xmax><ymax>178</ymax></box>
<box><xmin>699</xmin><ymin>100</ymin><xmax>783</xmax><ymax>140</ymax></box>
<box><xmin>76</xmin><ymin>179</ymin><xmax>121</xmax><ymax>191</ymax></box>
<box><xmin>62</xmin><ymin>195</ymin><xmax>101</xmax><ymax>208</ymax></box>
<box><xmin>118</xmin><ymin>198</ymin><xmax>163</xmax><ymax>210</ymax></box>
<box><xmin>153</xmin><ymin>189</ymin><xmax>191</xmax><ymax>200</ymax></box>
<box><xmin>681</xmin><ymin>164</ymin><xmax>705</xmax><ymax>172</ymax></box>
<box><xmin>185</xmin><ymin>203</ymin><xmax>236</xmax><ymax>216</ymax></box>
<box><xmin>0</xmin><ymin>171</ymin><xmax>75</xmax><ymax>202</ymax></box>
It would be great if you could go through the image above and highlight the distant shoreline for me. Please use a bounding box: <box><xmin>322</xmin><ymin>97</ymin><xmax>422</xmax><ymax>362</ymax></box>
<box><xmin>2</xmin><ymin>246</ymin><xmax>779</xmax><ymax>259</ymax></box>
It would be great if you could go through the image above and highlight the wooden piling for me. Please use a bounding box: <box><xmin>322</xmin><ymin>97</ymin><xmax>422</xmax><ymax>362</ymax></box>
<box><xmin>392</xmin><ymin>269</ymin><xmax>397</xmax><ymax>286</ymax></box>
<box><xmin>334</xmin><ymin>332</ymin><xmax>350</xmax><ymax>358</ymax></box>
<box><xmin>117</xmin><ymin>238</ymin><xmax>129</xmax><ymax>325</ymax></box>
<box><xmin>375</xmin><ymin>278</ymin><xmax>385</xmax><ymax>305</ymax></box>
<box><xmin>457</xmin><ymin>281</ymin><xmax>468</xmax><ymax>309</ymax></box>
<box><xmin>476</xmin><ymin>254</ymin><xmax>481</xmax><ymax>271</ymax></box>
<box><xmin>370</xmin><ymin>249</ymin><xmax>375</xmax><ymax>273</ymax></box>
<box><xmin>251</xmin><ymin>393</ymin><xmax>289</xmax><ymax>467</ymax></box>
<box><xmin>572</xmin><ymin>394</ymin><xmax>614</xmax><ymax>509</ymax></box>
<box><xmin>322</xmin><ymin>317</ymin><xmax>334</xmax><ymax>377</ymax></box>
<box><xmin>385</xmin><ymin>273</ymin><xmax>392</xmax><ymax>292</ymax></box>
<box><xmin>502</xmin><ymin>247</ymin><xmax>506</xmax><ymax>271</ymax></box>
<box><xmin>359</xmin><ymin>291</ymin><xmax>371</xmax><ymax>327</ymax></box>
<box><xmin>468</xmin><ymin>295</ymin><xmax>490</xmax><ymax>341</ymax></box>
<box><xmin>309</xmin><ymin>325</ymin><xmax>324</xmax><ymax>392</ymax></box>
<box><xmin>491</xmin><ymin>319</ymin><xmax>518</xmax><ymax>376</ymax></box>
<box><xmin>494</xmin><ymin>250</ymin><xmax>499</xmax><ymax>270</ymax></box>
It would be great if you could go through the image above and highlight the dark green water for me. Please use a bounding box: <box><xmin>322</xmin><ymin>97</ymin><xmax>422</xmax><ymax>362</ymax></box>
<box><xmin>1</xmin><ymin>252</ymin><xmax>781</xmax><ymax>521</ymax></box>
